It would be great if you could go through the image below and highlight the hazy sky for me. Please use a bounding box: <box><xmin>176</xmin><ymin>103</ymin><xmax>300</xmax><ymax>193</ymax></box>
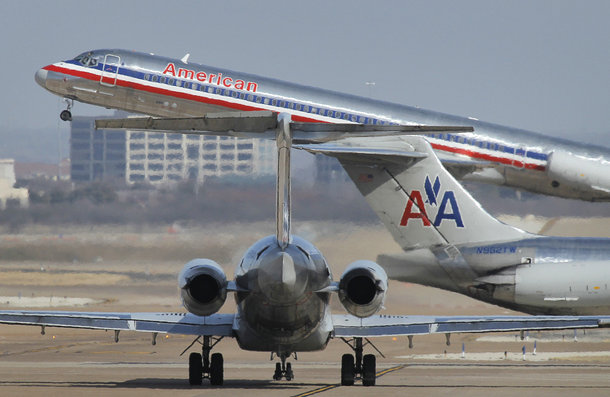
<box><xmin>1</xmin><ymin>0</ymin><xmax>609</xmax><ymax>143</ymax></box>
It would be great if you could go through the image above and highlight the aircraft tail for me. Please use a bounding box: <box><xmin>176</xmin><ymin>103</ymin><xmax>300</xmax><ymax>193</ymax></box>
<box><xmin>298</xmin><ymin>136</ymin><xmax>530</xmax><ymax>251</ymax></box>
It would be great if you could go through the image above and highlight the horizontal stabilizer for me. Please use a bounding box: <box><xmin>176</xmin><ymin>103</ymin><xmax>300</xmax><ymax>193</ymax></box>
<box><xmin>296</xmin><ymin>142</ymin><xmax>427</xmax><ymax>165</ymax></box>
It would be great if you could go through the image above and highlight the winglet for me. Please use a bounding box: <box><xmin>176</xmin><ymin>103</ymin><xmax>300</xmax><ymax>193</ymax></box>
<box><xmin>181</xmin><ymin>53</ymin><xmax>190</xmax><ymax>64</ymax></box>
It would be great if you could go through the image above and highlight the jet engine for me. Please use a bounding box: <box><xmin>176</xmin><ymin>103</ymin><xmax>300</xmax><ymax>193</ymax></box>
<box><xmin>179</xmin><ymin>259</ymin><xmax>228</xmax><ymax>316</ymax></box>
<box><xmin>547</xmin><ymin>149</ymin><xmax>610</xmax><ymax>193</ymax></box>
<box><xmin>338</xmin><ymin>260</ymin><xmax>388</xmax><ymax>318</ymax></box>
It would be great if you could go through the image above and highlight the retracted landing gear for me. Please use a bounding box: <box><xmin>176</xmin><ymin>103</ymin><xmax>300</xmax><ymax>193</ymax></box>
<box><xmin>60</xmin><ymin>98</ymin><xmax>73</xmax><ymax>121</ymax></box>
<box><xmin>185</xmin><ymin>335</ymin><xmax>224</xmax><ymax>386</ymax></box>
<box><xmin>272</xmin><ymin>352</ymin><xmax>295</xmax><ymax>381</ymax></box>
<box><xmin>340</xmin><ymin>337</ymin><xmax>382</xmax><ymax>386</ymax></box>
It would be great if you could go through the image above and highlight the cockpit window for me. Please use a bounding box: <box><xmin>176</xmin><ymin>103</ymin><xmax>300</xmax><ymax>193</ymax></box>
<box><xmin>73</xmin><ymin>52</ymin><xmax>100</xmax><ymax>67</ymax></box>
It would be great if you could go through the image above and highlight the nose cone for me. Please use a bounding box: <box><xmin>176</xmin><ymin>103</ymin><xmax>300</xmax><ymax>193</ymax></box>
<box><xmin>35</xmin><ymin>68</ymin><xmax>48</xmax><ymax>88</ymax></box>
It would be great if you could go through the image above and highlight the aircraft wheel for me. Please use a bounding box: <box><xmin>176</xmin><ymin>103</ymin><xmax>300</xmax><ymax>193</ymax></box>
<box><xmin>285</xmin><ymin>362</ymin><xmax>293</xmax><ymax>381</ymax></box>
<box><xmin>273</xmin><ymin>362</ymin><xmax>282</xmax><ymax>380</ymax></box>
<box><xmin>60</xmin><ymin>110</ymin><xmax>72</xmax><ymax>121</ymax></box>
<box><xmin>340</xmin><ymin>353</ymin><xmax>355</xmax><ymax>386</ymax></box>
<box><xmin>189</xmin><ymin>352</ymin><xmax>203</xmax><ymax>386</ymax></box>
<box><xmin>210</xmin><ymin>352</ymin><xmax>224</xmax><ymax>385</ymax></box>
<box><xmin>362</xmin><ymin>354</ymin><xmax>376</xmax><ymax>386</ymax></box>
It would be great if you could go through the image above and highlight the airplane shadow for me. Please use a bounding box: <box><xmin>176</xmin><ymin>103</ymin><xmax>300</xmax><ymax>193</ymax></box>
<box><xmin>1</xmin><ymin>378</ymin><xmax>609</xmax><ymax>391</ymax></box>
<box><xmin>0</xmin><ymin>378</ymin><xmax>329</xmax><ymax>390</ymax></box>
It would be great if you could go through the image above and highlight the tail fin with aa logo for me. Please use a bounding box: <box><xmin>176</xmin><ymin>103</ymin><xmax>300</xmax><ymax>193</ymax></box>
<box><xmin>300</xmin><ymin>136</ymin><xmax>530</xmax><ymax>251</ymax></box>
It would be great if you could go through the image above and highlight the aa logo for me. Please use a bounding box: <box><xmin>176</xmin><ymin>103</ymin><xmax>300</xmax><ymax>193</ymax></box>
<box><xmin>400</xmin><ymin>176</ymin><xmax>464</xmax><ymax>228</ymax></box>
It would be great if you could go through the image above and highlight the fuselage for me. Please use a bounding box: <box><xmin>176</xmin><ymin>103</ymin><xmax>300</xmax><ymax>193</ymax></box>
<box><xmin>233</xmin><ymin>235</ymin><xmax>333</xmax><ymax>354</ymax></box>
<box><xmin>36</xmin><ymin>49</ymin><xmax>610</xmax><ymax>201</ymax></box>
<box><xmin>381</xmin><ymin>236</ymin><xmax>610</xmax><ymax>315</ymax></box>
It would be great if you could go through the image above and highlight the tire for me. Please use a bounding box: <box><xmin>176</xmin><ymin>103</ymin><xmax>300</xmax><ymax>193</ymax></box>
<box><xmin>60</xmin><ymin>110</ymin><xmax>72</xmax><ymax>121</ymax></box>
<box><xmin>340</xmin><ymin>353</ymin><xmax>355</xmax><ymax>386</ymax></box>
<box><xmin>210</xmin><ymin>352</ymin><xmax>224</xmax><ymax>385</ymax></box>
<box><xmin>362</xmin><ymin>354</ymin><xmax>376</xmax><ymax>386</ymax></box>
<box><xmin>273</xmin><ymin>362</ymin><xmax>282</xmax><ymax>380</ymax></box>
<box><xmin>189</xmin><ymin>352</ymin><xmax>203</xmax><ymax>386</ymax></box>
<box><xmin>285</xmin><ymin>362</ymin><xmax>293</xmax><ymax>381</ymax></box>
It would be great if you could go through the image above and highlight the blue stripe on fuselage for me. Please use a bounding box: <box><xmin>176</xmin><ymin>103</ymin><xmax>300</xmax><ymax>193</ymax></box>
<box><xmin>65</xmin><ymin>59</ymin><xmax>549</xmax><ymax>164</ymax></box>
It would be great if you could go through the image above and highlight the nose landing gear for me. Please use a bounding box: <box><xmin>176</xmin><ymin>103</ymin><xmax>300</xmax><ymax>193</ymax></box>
<box><xmin>60</xmin><ymin>99</ymin><xmax>73</xmax><ymax>121</ymax></box>
<box><xmin>272</xmin><ymin>352</ymin><xmax>295</xmax><ymax>381</ymax></box>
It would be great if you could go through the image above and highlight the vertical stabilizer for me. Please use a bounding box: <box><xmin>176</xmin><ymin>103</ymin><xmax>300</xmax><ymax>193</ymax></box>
<box><xmin>276</xmin><ymin>114</ymin><xmax>292</xmax><ymax>249</ymax></box>
<box><xmin>335</xmin><ymin>136</ymin><xmax>530</xmax><ymax>250</ymax></box>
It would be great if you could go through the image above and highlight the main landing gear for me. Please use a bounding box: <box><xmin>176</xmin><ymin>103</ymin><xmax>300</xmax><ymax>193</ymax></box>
<box><xmin>272</xmin><ymin>352</ymin><xmax>295</xmax><ymax>381</ymax></box>
<box><xmin>340</xmin><ymin>337</ymin><xmax>380</xmax><ymax>386</ymax></box>
<box><xmin>60</xmin><ymin>98</ymin><xmax>73</xmax><ymax>121</ymax></box>
<box><xmin>186</xmin><ymin>335</ymin><xmax>224</xmax><ymax>386</ymax></box>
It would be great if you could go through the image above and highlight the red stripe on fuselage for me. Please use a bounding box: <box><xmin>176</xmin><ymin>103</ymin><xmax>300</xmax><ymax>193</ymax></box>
<box><xmin>45</xmin><ymin>64</ymin><xmax>325</xmax><ymax>123</ymax></box>
<box><xmin>46</xmin><ymin>64</ymin><xmax>546</xmax><ymax>171</ymax></box>
<box><xmin>429</xmin><ymin>142</ymin><xmax>546</xmax><ymax>171</ymax></box>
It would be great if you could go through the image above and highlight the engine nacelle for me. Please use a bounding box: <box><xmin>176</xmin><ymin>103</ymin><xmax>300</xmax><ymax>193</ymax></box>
<box><xmin>547</xmin><ymin>149</ymin><xmax>610</xmax><ymax>192</ymax></box>
<box><xmin>179</xmin><ymin>259</ymin><xmax>227</xmax><ymax>316</ymax></box>
<box><xmin>338</xmin><ymin>260</ymin><xmax>388</xmax><ymax>318</ymax></box>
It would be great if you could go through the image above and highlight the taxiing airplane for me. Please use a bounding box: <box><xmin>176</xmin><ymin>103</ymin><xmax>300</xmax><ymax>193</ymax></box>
<box><xmin>2</xmin><ymin>113</ymin><xmax>610</xmax><ymax>386</ymax></box>
<box><xmin>299</xmin><ymin>136</ymin><xmax>610</xmax><ymax>316</ymax></box>
<box><xmin>35</xmin><ymin>49</ymin><xmax>610</xmax><ymax>201</ymax></box>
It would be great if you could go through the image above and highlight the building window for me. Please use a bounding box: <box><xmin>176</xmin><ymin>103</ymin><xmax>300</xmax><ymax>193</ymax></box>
<box><xmin>187</xmin><ymin>145</ymin><xmax>199</xmax><ymax>159</ymax></box>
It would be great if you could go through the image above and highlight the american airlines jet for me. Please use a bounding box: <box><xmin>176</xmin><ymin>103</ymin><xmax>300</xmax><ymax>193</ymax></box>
<box><xmin>2</xmin><ymin>112</ymin><xmax>610</xmax><ymax>387</ymax></box>
<box><xmin>35</xmin><ymin>49</ymin><xmax>610</xmax><ymax>201</ymax></box>
<box><xmin>97</xmin><ymin>111</ymin><xmax>610</xmax><ymax>316</ymax></box>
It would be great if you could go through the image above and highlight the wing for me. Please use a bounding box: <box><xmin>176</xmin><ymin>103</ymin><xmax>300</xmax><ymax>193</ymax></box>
<box><xmin>3</xmin><ymin>309</ymin><xmax>608</xmax><ymax>339</ymax></box>
<box><xmin>332</xmin><ymin>314</ymin><xmax>610</xmax><ymax>337</ymax></box>
<box><xmin>94</xmin><ymin>111</ymin><xmax>473</xmax><ymax>143</ymax></box>
<box><xmin>0</xmin><ymin>310</ymin><xmax>234</xmax><ymax>336</ymax></box>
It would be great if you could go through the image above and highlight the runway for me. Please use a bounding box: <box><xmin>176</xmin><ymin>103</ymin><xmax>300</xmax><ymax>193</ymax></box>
<box><xmin>0</xmin><ymin>344</ymin><xmax>609</xmax><ymax>397</ymax></box>
<box><xmin>1</xmin><ymin>220</ymin><xmax>609</xmax><ymax>396</ymax></box>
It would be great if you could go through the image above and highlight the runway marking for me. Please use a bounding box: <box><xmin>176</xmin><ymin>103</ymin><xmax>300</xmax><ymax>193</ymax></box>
<box><xmin>293</xmin><ymin>384</ymin><xmax>338</xmax><ymax>397</ymax></box>
<box><xmin>90</xmin><ymin>351</ymin><xmax>153</xmax><ymax>355</ymax></box>
<box><xmin>292</xmin><ymin>364</ymin><xmax>406</xmax><ymax>396</ymax></box>
<box><xmin>375</xmin><ymin>364</ymin><xmax>406</xmax><ymax>378</ymax></box>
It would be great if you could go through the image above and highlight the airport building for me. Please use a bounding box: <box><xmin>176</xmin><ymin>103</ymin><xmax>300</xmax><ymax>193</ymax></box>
<box><xmin>70</xmin><ymin>115</ymin><xmax>275</xmax><ymax>185</ymax></box>
<box><xmin>125</xmin><ymin>131</ymin><xmax>275</xmax><ymax>184</ymax></box>
<box><xmin>314</xmin><ymin>155</ymin><xmax>350</xmax><ymax>184</ymax></box>
<box><xmin>0</xmin><ymin>159</ymin><xmax>29</xmax><ymax>209</ymax></box>
<box><xmin>70</xmin><ymin>117</ymin><xmax>126</xmax><ymax>182</ymax></box>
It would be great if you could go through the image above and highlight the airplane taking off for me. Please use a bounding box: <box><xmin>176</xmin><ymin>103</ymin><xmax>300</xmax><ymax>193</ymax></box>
<box><xmin>299</xmin><ymin>136</ymin><xmax>610</xmax><ymax>316</ymax></box>
<box><xmin>1</xmin><ymin>112</ymin><xmax>610</xmax><ymax>386</ymax></box>
<box><xmin>35</xmin><ymin>49</ymin><xmax>610</xmax><ymax>201</ymax></box>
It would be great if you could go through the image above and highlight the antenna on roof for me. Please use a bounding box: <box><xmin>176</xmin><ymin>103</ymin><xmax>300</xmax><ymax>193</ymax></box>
<box><xmin>181</xmin><ymin>53</ymin><xmax>190</xmax><ymax>64</ymax></box>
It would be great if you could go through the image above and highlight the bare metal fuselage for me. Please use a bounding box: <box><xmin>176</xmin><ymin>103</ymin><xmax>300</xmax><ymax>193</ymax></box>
<box><xmin>381</xmin><ymin>237</ymin><xmax>610</xmax><ymax>315</ymax></box>
<box><xmin>34</xmin><ymin>50</ymin><xmax>610</xmax><ymax>317</ymax></box>
<box><xmin>35</xmin><ymin>49</ymin><xmax>610</xmax><ymax>201</ymax></box>
<box><xmin>233</xmin><ymin>236</ymin><xmax>333</xmax><ymax>353</ymax></box>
